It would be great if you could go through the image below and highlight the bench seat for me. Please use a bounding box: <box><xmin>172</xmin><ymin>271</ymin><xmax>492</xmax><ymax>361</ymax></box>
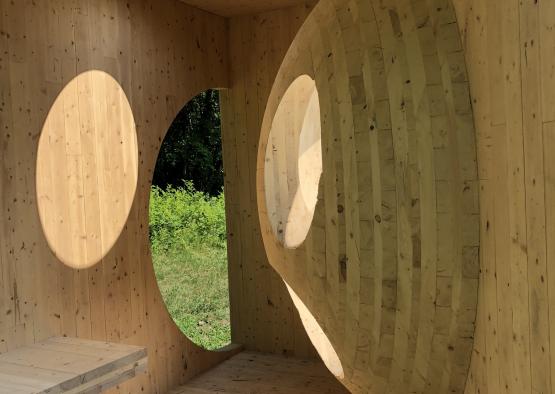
<box><xmin>0</xmin><ymin>337</ymin><xmax>147</xmax><ymax>394</ymax></box>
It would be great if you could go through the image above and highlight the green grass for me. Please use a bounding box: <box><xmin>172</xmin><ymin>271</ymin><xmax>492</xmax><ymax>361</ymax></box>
<box><xmin>149</xmin><ymin>184</ymin><xmax>231</xmax><ymax>350</ymax></box>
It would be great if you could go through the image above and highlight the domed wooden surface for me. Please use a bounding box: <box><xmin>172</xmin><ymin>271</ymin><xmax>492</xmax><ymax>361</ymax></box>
<box><xmin>257</xmin><ymin>0</ymin><xmax>480</xmax><ymax>392</ymax></box>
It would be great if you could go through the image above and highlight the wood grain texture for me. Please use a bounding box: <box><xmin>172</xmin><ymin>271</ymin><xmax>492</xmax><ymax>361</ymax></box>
<box><xmin>452</xmin><ymin>0</ymin><xmax>555</xmax><ymax>392</ymax></box>
<box><xmin>170</xmin><ymin>351</ymin><xmax>349</xmax><ymax>394</ymax></box>
<box><xmin>179</xmin><ymin>0</ymin><xmax>311</xmax><ymax>17</ymax></box>
<box><xmin>0</xmin><ymin>337</ymin><xmax>146</xmax><ymax>394</ymax></box>
<box><xmin>220</xmin><ymin>4</ymin><xmax>320</xmax><ymax>358</ymax></box>
<box><xmin>7</xmin><ymin>0</ymin><xmax>555</xmax><ymax>392</ymax></box>
<box><xmin>264</xmin><ymin>74</ymin><xmax>323</xmax><ymax>249</ymax></box>
<box><xmin>0</xmin><ymin>0</ymin><xmax>235</xmax><ymax>393</ymax></box>
<box><xmin>256</xmin><ymin>0</ymin><xmax>479</xmax><ymax>392</ymax></box>
<box><xmin>36</xmin><ymin>70</ymin><xmax>139</xmax><ymax>270</ymax></box>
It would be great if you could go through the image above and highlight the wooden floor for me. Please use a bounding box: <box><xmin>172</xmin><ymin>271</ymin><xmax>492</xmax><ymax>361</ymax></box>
<box><xmin>171</xmin><ymin>352</ymin><xmax>349</xmax><ymax>393</ymax></box>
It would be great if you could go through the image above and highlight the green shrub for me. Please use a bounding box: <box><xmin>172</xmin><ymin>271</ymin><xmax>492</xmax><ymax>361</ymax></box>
<box><xmin>149</xmin><ymin>182</ymin><xmax>227</xmax><ymax>252</ymax></box>
<box><xmin>149</xmin><ymin>184</ymin><xmax>230</xmax><ymax>350</ymax></box>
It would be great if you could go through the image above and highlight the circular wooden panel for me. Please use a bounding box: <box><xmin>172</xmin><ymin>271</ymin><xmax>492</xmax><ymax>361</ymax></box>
<box><xmin>257</xmin><ymin>0</ymin><xmax>480</xmax><ymax>392</ymax></box>
<box><xmin>265</xmin><ymin>75</ymin><xmax>323</xmax><ymax>248</ymax></box>
<box><xmin>37</xmin><ymin>70</ymin><xmax>138</xmax><ymax>269</ymax></box>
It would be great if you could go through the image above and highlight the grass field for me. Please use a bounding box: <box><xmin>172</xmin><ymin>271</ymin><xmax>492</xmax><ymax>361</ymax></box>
<box><xmin>149</xmin><ymin>184</ymin><xmax>231</xmax><ymax>350</ymax></box>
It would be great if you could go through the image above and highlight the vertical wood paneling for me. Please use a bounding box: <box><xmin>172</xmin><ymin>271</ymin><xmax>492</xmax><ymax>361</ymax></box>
<box><xmin>6</xmin><ymin>0</ymin><xmax>555</xmax><ymax>392</ymax></box>
<box><xmin>220</xmin><ymin>4</ymin><xmax>318</xmax><ymax>357</ymax></box>
<box><xmin>0</xmin><ymin>1</ymin><xmax>236</xmax><ymax>393</ymax></box>
<box><xmin>454</xmin><ymin>0</ymin><xmax>555</xmax><ymax>392</ymax></box>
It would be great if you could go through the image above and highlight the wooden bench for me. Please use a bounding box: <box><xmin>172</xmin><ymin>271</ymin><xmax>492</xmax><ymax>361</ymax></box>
<box><xmin>0</xmin><ymin>337</ymin><xmax>147</xmax><ymax>394</ymax></box>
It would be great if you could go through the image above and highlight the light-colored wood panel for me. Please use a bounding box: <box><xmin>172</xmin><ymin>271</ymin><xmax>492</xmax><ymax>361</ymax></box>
<box><xmin>36</xmin><ymin>70</ymin><xmax>138</xmax><ymax>270</ymax></box>
<box><xmin>220</xmin><ymin>5</ymin><xmax>317</xmax><ymax>357</ymax></box>
<box><xmin>0</xmin><ymin>1</ymin><xmax>236</xmax><ymax>393</ymax></box>
<box><xmin>179</xmin><ymin>0</ymin><xmax>311</xmax><ymax>17</ymax></box>
<box><xmin>452</xmin><ymin>0</ymin><xmax>555</xmax><ymax>392</ymax></box>
<box><xmin>171</xmin><ymin>351</ymin><xmax>349</xmax><ymax>394</ymax></box>
<box><xmin>9</xmin><ymin>0</ymin><xmax>555</xmax><ymax>392</ymax></box>
<box><xmin>0</xmin><ymin>337</ymin><xmax>146</xmax><ymax>394</ymax></box>
<box><xmin>244</xmin><ymin>0</ymin><xmax>480</xmax><ymax>392</ymax></box>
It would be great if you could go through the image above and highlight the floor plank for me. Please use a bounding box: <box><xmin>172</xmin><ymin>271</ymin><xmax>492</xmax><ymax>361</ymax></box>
<box><xmin>172</xmin><ymin>352</ymin><xmax>349</xmax><ymax>394</ymax></box>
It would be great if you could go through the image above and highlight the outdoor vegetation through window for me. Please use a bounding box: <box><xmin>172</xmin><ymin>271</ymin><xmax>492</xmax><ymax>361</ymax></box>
<box><xmin>149</xmin><ymin>90</ymin><xmax>231</xmax><ymax>350</ymax></box>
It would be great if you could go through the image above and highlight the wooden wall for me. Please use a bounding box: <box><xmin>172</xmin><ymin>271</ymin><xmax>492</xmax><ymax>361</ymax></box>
<box><xmin>220</xmin><ymin>3</ymin><xmax>319</xmax><ymax>358</ymax></box>
<box><xmin>180</xmin><ymin>0</ymin><xmax>309</xmax><ymax>17</ymax></box>
<box><xmin>0</xmin><ymin>0</ymin><xmax>235</xmax><ymax>393</ymax></box>
<box><xmin>36</xmin><ymin>70</ymin><xmax>140</xmax><ymax>271</ymax></box>
<box><xmin>231</xmin><ymin>0</ymin><xmax>555</xmax><ymax>392</ymax></box>
<box><xmin>224</xmin><ymin>0</ymin><xmax>480</xmax><ymax>393</ymax></box>
<box><xmin>4</xmin><ymin>0</ymin><xmax>555</xmax><ymax>392</ymax></box>
<box><xmin>453</xmin><ymin>0</ymin><xmax>555</xmax><ymax>393</ymax></box>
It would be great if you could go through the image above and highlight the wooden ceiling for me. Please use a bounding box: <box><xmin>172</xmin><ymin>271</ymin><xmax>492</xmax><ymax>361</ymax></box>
<box><xmin>179</xmin><ymin>0</ymin><xmax>311</xmax><ymax>17</ymax></box>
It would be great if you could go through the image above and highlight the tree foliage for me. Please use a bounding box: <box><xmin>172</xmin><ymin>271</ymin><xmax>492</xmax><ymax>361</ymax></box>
<box><xmin>153</xmin><ymin>89</ymin><xmax>223</xmax><ymax>196</ymax></box>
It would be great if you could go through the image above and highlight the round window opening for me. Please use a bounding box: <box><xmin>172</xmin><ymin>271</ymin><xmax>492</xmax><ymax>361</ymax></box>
<box><xmin>264</xmin><ymin>75</ymin><xmax>322</xmax><ymax>249</ymax></box>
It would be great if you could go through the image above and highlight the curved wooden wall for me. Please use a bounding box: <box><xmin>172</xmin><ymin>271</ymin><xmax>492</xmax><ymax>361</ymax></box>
<box><xmin>264</xmin><ymin>74</ymin><xmax>323</xmax><ymax>249</ymax></box>
<box><xmin>0</xmin><ymin>0</ymin><xmax>233</xmax><ymax>392</ymax></box>
<box><xmin>224</xmin><ymin>0</ymin><xmax>555</xmax><ymax>392</ymax></box>
<box><xmin>257</xmin><ymin>0</ymin><xmax>479</xmax><ymax>392</ymax></box>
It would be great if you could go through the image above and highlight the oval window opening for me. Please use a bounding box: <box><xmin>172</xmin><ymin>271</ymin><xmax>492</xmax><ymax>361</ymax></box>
<box><xmin>37</xmin><ymin>70</ymin><xmax>138</xmax><ymax>269</ymax></box>
<box><xmin>265</xmin><ymin>75</ymin><xmax>322</xmax><ymax>249</ymax></box>
<box><xmin>149</xmin><ymin>90</ymin><xmax>231</xmax><ymax>350</ymax></box>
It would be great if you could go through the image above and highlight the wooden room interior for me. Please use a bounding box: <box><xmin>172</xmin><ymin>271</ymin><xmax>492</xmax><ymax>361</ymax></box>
<box><xmin>0</xmin><ymin>0</ymin><xmax>552</xmax><ymax>393</ymax></box>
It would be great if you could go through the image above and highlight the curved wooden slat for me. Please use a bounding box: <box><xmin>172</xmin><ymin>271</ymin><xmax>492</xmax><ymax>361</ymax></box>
<box><xmin>257</xmin><ymin>1</ymin><xmax>479</xmax><ymax>392</ymax></box>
